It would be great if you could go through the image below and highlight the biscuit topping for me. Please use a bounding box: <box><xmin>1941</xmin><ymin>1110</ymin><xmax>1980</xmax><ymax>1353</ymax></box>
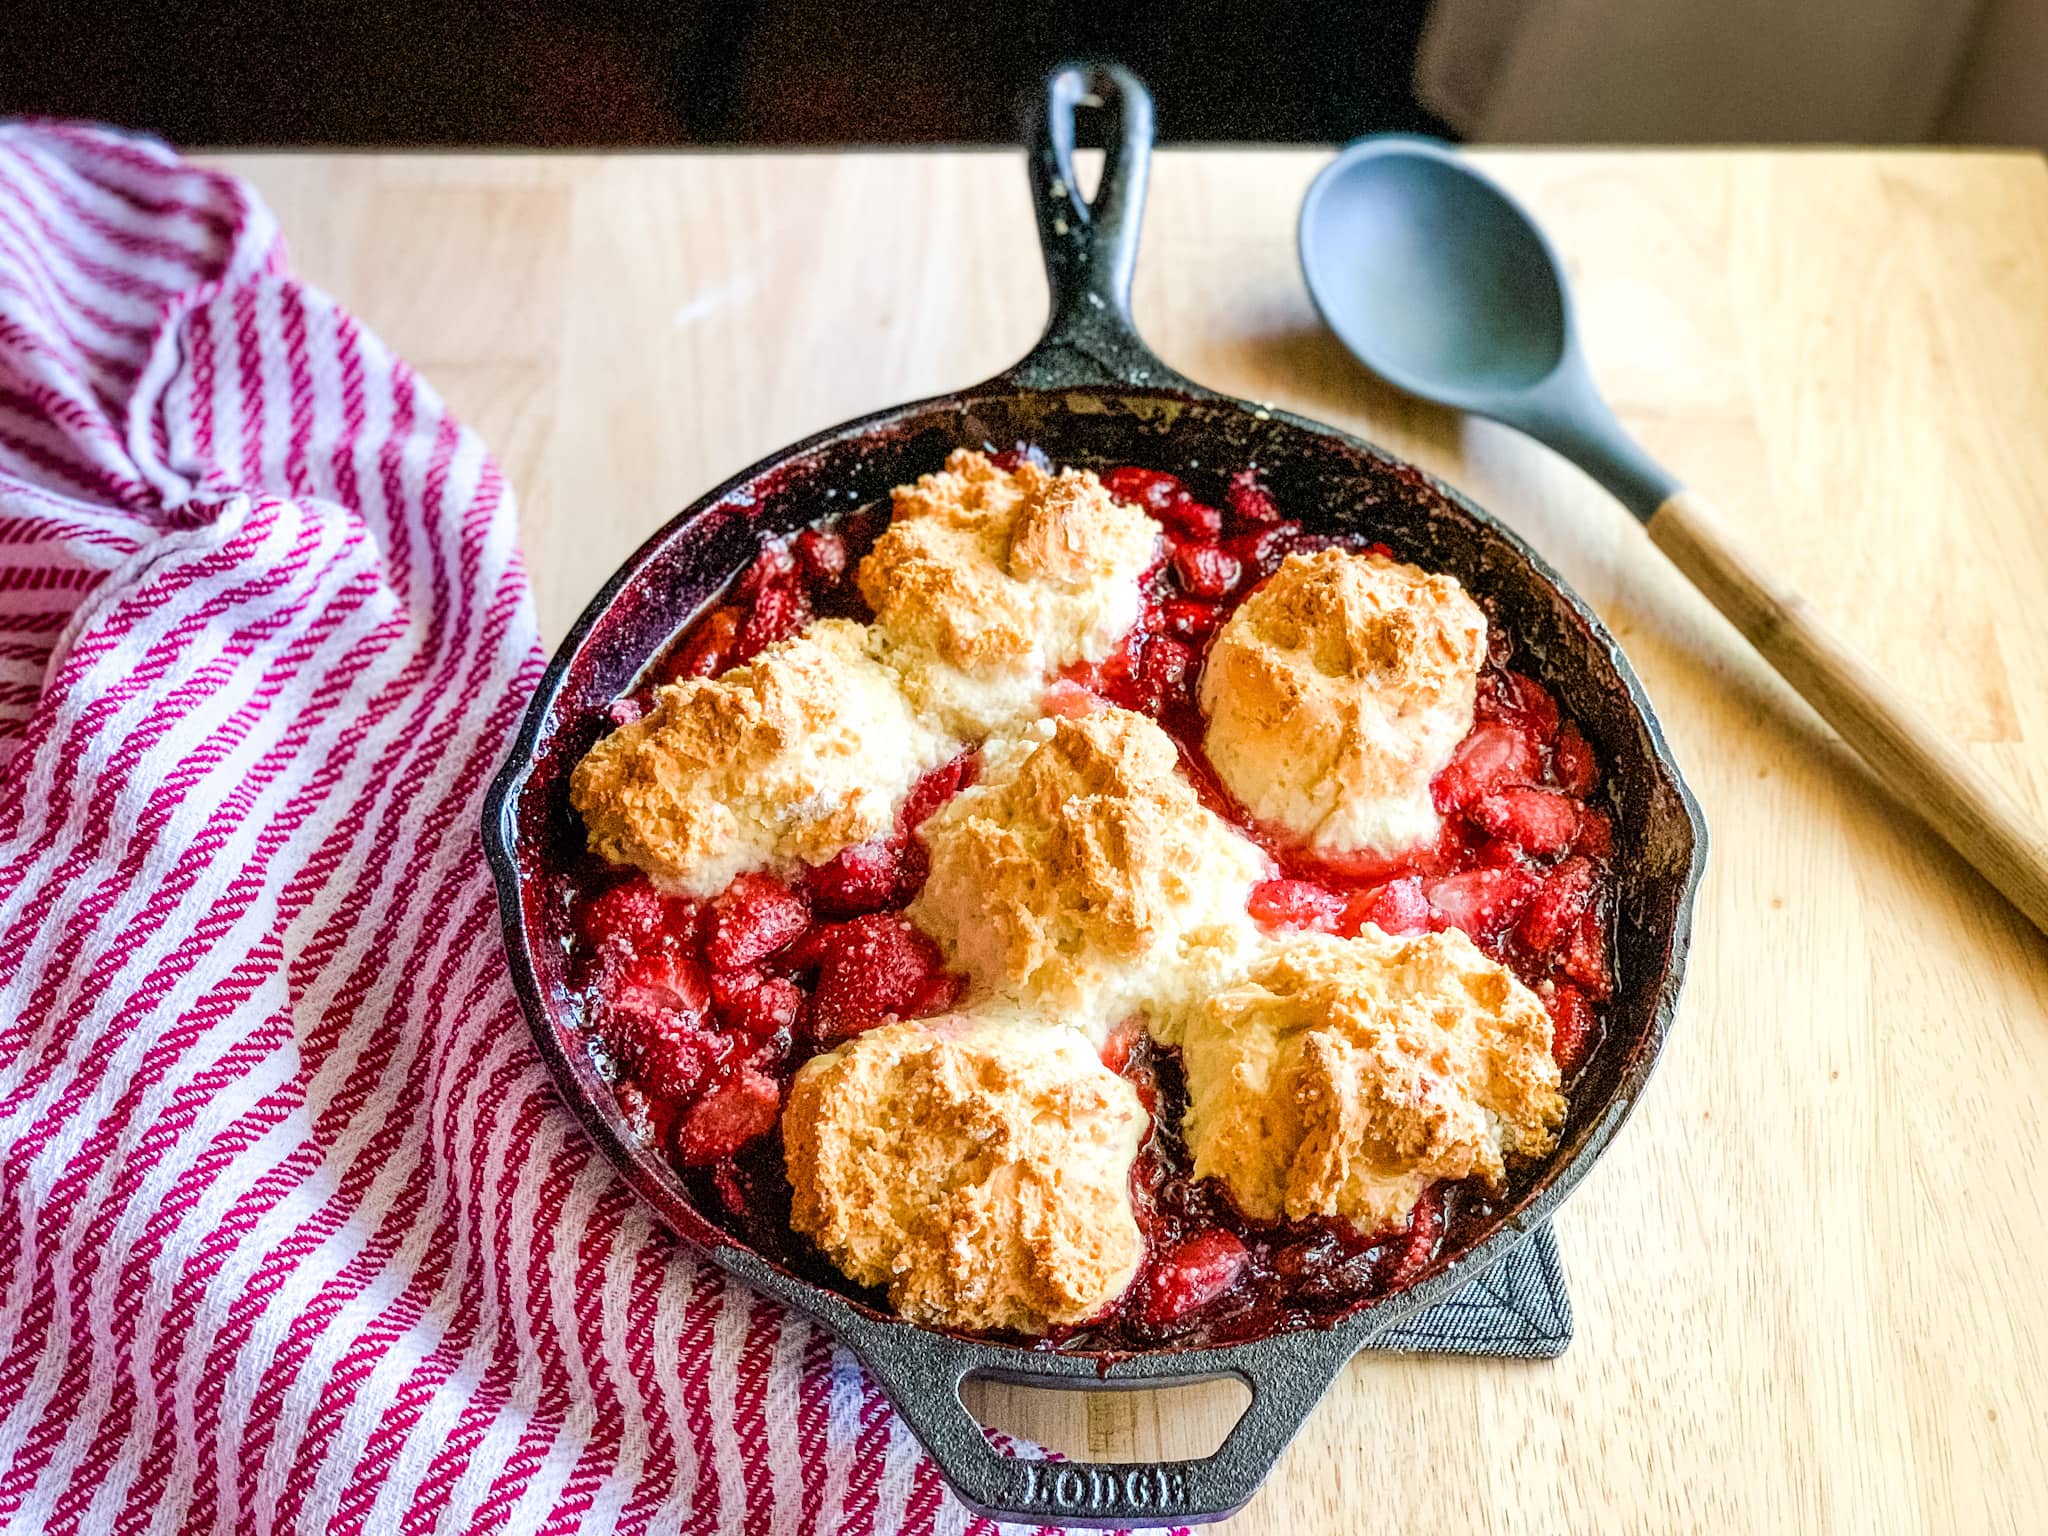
<box><xmin>1199</xmin><ymin>548</ymin><xmax>1487</xmax><ymax>857</ymax></box>
<box><xmin>1179</xmin><ymin>927</ymin><xmax>1565</xmax><ymax>1231</ymax></box>
<box><xmin>908</xmin><ymin>705</ymin><xmax>1269</xmax><ymax>1042</ymax></box>
<box><xmin>784</xmin><ymin>1016</ymin><xmax>1148</xmax><ymax>1333</ymax></box>
<box><xmin>569</xmin><ymin>618</ymin><xmax>953</xmax><ymax>898</ymax></box>
<box><xmin>859</xmin><ymin>449</ymin><xmax>1160</xmax><ymax>733</ymax></box>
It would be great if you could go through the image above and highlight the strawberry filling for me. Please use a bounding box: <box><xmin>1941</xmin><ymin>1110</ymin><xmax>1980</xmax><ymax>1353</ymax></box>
<box><xmin>561</xmin><ymin>455</ymin><xmax>1620</xmax><ymax>1347</ymax></box>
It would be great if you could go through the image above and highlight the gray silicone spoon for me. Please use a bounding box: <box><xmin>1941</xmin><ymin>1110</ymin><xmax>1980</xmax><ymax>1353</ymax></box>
<box><xmin>1299</xmin><ymin>136</ymin><xmax>2048</xmax><ymax>937</ymax></box>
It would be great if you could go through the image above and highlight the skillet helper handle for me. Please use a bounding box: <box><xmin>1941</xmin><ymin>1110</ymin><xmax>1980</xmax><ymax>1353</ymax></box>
<box><xmin>845</xmin><ymin>1321</ymin><xmax>1356</xmax><ymax>1528</ymax></box>
<box><xmin>1649</xmin><ymin>487</ymin><xmax>2048</xmax><ymax>936</ymax></box>
<box><xmin>1011</xmin><ymin>62</ymin><xmax>1176</xmax><ymax>391</ymax></box>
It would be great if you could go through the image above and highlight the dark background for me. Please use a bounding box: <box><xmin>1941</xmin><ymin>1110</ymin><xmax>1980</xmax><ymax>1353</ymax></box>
<box><xmin>0</xmin><ymin>0</ymin><xmax>1447</xmax><ymax>146</ymax></box>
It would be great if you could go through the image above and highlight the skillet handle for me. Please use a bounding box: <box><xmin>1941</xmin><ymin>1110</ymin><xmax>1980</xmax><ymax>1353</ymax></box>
<box><xmin>1009</xmin><ymin>62</ymin><xmax>1191</xmax><ymax>392</ymax></box>
<box><xmin>838</xmin><ymin>1311</ymin><xmax>1358</xmax><ymax>1528</ymax></box>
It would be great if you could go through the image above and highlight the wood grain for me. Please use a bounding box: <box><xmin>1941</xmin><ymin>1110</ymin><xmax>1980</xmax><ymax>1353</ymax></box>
<box><xmin>1650</xmin><ymin>485</ymin><xmax>2048</xmax><ymax>935</ymax></box>
<box><xmin>210</xmin><ymin>146</ymin><xmax>2048</xmax><ymax>1536</ymax></box>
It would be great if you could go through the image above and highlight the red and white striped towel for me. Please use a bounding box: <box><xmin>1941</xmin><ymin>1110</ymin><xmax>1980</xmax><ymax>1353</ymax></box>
<box><xmin>0</xmin><ymin>124</ymin><xmax>1152</xmax><ymax>1536</ymax></box>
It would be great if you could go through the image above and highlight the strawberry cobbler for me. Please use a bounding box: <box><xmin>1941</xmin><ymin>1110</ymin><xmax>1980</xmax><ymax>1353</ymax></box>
<box><xmin>557</xmin><ymin>448</ymin><xmax>1616</xmax><ymax>1348</ymax></box>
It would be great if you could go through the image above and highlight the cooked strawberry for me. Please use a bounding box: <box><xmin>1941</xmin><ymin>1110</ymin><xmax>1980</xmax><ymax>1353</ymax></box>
<box><xmin>809</xmin><ymin>914</ymin><xmax>956</xmax><ymax>1044</ymax></box>
<box><xmin>635</xmin><ymin>1026</ymin><xmax>728</xmax><ymax>1101</ymax></box>
<box><xmin>1468</xmin><ymin>787</ymin><xmax>1581</xmax><ymax>857</ymax></box>
<box><xmin>675</xmin><ymin>1068</ymin><xmax>782</xmax><ymax>1165</ymax></box>
<box><xmin>905</xmin><ymin>966</ymin><xmax>965</xmax><ymax>1018</ymax></box>
<box><xmin>1551</xmin><ymin>720</ymin><xmax>1600</xmax><ymax>797</ymax></box>
<box><xmin>1132</xmin><ymin>633</ymin><xmax>1197</xmax><ymax>715</ymax></box>
<box><xmin>1544</xmin><ymin>982</ymin><xmax>1596</xmax><ymax>1076</ymax></box>
<box><xmin>1102</xmin><ymin>465</ymin><xmax>1187</xmax><ymax>515</ymax></box>
<box><xmin>666</xmin><ymin>604</ymin><xmax>741</xmax><ymax>680</ymax></box>
<box><xmin>1041</xmin><ymin>678</ymin><xmax>1103</xmax><ymax>718</ymax></box>
<box><xmin>1171</xmin><ymin>542</ymin><xmax>1242</xmax><ymax>600</ymax></box>
<box><xmin>710</xmin><ymin>967</ymin><xmax>805</xmax><ymax>1038</ymax></box>
<box><xmin>1223</xmin><ymin>522</ymin><xmax>1301</xmax><ymax>581</ymax></box>
<box><xmin>1561</xmin><ymin>905</ymin><xmax>1612</xmax><ymax>998</ymax></box>
<box><xmin>1158</xmin><ymin>498</ymin><xmax>1224</xmax><ymax>543</ymax></box>
<box><xmin>1371</xmin><ymin>816</ymin><xmax>1479</xmax><ymax>884</ymax></box>
<box><xmin>1248</xmin><ymin>878</ymin><xmax>1346</xmax><ymax>933</ymax></box>
<box><xmin>899</xmin><ymin>750</ymin><xmax>979</xmax><ymax>833</ymax></box>
<box><xmin>1432</xmin><ymin>721</ymin><xmax>1542</xmax><ymax>813</ymax></box>
<box><xmin>706</xmin><ymin>873</ymin><xmax>810</xmax><ymax>971</ymax></box>
<box><xmin>1124</xmin><ymin>1056</ymin><xmax>1161</xmax><ymax>1120</ymax></box>
<box><xmin>601</xmin><ymin>948</ymin><xmax>712</xmax><ymax>1026</ymax></box>
<box><xmin>1468</xmin><ymin>836</ymin><xmax>1528</xmax><ymax>871</ymax></box>
<box><xmin>804</xmin><ymin>837</ymin><xmax>915</xmax><ymax>918</ymax></box>
<box><xmin>1376</xmin><ymin>1185</ymin><xmax>1445</xmax><ymax>1293</ymax></box>
<box><xmin>1139</xmin><ymin>1230</ymin><xmax>1249</xmax><ymax>1327</ymax></box>
<box><xmin>741</xmin><ymin>977</ymin><xmax>805</xmax><ymax>1039</ymax></box>
<box><xmin>1425</xmin><ymin>866</ymin><xmax>1540</xmax><ymax>941</ymax></box>
<box><xmin>793</xmin><ymin>527</ymin><xmax>848</xmax><ymax>590</ymax></box>
<box><xmin>747</xmin><ymin>1023</ymin><xmax>797</xmax><ymax>1073</ymax></box>
<box><xmin>670</xmin><ymin>894</ymin><xmax>706</xmax><ymax>947</ymax></box>
<box><xmin>1573</xmin><ymin>807</ymin><xmax>1615</xmax><ymax>860</ymax></box>
<box><xmin>580</xmin><ymin>876</ymin><xmax>670</xmax><ymax>957</ymax></box>
<box><xmin>833</xmin><ymin>501</ymin><xmax>888</xmax><ymax>563</ymax></box>
<box><xmin>1475</xmin><ymin>669</ymin><xmax>1561</xmax><ymax>743</ymax></box>
<box><xmin>733</xmin><ymin>580</ymin><xmax>811</xmax><ymax>663</ymax></box>
<box><xmin>1159</xmin><ymin>597</ymin><xmax>1224</xmax><ymax>643</ymax></box>
<box><xmin>735</xmin><ymin>540</ymin><xmax>800</xmax><ymax>603</ymax></box>
<box><xmin>600</xmin><ymin>952</ymin><xmax>724</xmax><ymax>1099</ymax></box>
<box><xmin>890</xmin><ymin>837</ymin><xmax>932</xmax><ymax>900</ymax></box>
<box><xmin>775</xmin><ymin>920</ymin><xmax>831</xmax><ymax>977</ymax></box>
<box><xmin>1083</xmin><ymin>625</ymin><xmax>1150</xmax><ymax>712</ymax></box>
<box><xmin>1518</xmin><ymin>857</ymin><xmax>1596</xmax><ymax>956</ymax></box>
<box><xmin>1100</xmin><ymin>1015</ymin><xmax>1144</xmax><ymax>1076</ymax></box>
<box><xmin>1224</xmin><ymin>468</ymin><xmax>1283</xmax><ymax>527</ymax></box>
<box><xmin>1340</xmin><ymin>874</ymin><xmax>1430</xmax><ymax>937</ymax></box>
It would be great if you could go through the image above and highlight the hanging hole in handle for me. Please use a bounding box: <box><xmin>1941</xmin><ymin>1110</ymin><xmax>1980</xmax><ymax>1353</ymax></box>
<box><xmin>1066</xmin><ymin>146</ymin><xmax>1105</xmax><ymax>207</ymax></box>
<box><xmin>1007</xmin><ymin>61</ymin><xmax>1183</xmax><ymax>392</ymax></box>
<box><xmin>961</xmin><ymin>1375</ymin><xmax>1253</xmax><ymax>1464</ymax></box>
<box><xmin>1058</xmin><ymin>76</ymin><xmax>1113</xmax><ymax>208</ymax></box>
<box><xmin>1038</xmin><ymin>64</ymin><xmax>1144</xmax><ymax>225</ymax></box>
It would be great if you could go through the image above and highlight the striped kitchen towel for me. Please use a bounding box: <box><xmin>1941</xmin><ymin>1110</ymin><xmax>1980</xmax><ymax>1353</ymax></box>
<box><xmin>0</xmin><ymin>122</ymin><xmax>1127</xmax><ymax>1536</ymax></box>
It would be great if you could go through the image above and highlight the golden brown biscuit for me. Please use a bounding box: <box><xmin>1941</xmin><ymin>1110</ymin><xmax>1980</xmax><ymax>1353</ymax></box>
<box><xmin>1180</xmin><ymin>927</ymin><xmax>1564</xmax><ymax>1231</ymax></box>
<box><xmin>1199</xmin><ymin>548</ymin><xmax>1487</xmax><ymax>857</ymax></box>
<box><xmin>907</xmin><ymin>705</ymin><xmax>1270</xmax><ymax>1042</ymax></box>
<box><xmin>569</xmin><ymin>619</ymin><xmax>953</xmax><ymax>898</ymax></box>
<box><xmin>784</xmin><ymin>1016</ymin><xmax>1147</xmax><ymax>1333</ymax></box>
<box><xmin>858</xmin><ymin>449</ymin><xmax>1160</xmax><ymax>733</ymax></box>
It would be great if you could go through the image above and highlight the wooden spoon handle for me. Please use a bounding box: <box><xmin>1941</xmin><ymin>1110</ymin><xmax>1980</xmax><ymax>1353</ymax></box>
<box><xmin>1648</xmin><ymin>487</ymin><xmax>2048</xmax><ymax>936</ymax></box>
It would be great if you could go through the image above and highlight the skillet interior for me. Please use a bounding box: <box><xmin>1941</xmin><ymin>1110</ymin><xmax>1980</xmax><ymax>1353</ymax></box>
<box><xmin>504</xmin><ymin>384</ymin><xmax>1699</xmax><ymax>1276</ymax></box>
<box><xmin>483</xmin><ymin>62</ymin><xmax>1705</xmax><ymax>1528</ymax></box>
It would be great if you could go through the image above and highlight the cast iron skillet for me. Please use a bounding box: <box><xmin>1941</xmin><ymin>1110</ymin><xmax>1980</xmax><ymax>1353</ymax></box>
<box><xmin>483</xmin><ymin>62</ymin><xmax>1707</xmax><ymax>1529</ymax></box>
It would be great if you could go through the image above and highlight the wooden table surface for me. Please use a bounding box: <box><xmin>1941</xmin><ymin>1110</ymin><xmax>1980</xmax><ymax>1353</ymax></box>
<box><xmin>214</xmin><ymin>146</ymin><xmax>2048</xmax><ymax>1535</ymax></box>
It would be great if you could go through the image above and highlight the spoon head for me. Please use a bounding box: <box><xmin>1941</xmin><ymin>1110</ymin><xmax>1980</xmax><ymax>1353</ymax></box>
<box><xmin>1299</xmin><ymin>137</ymin><xmax>1577</xmax><ymax>413</ymax></box>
